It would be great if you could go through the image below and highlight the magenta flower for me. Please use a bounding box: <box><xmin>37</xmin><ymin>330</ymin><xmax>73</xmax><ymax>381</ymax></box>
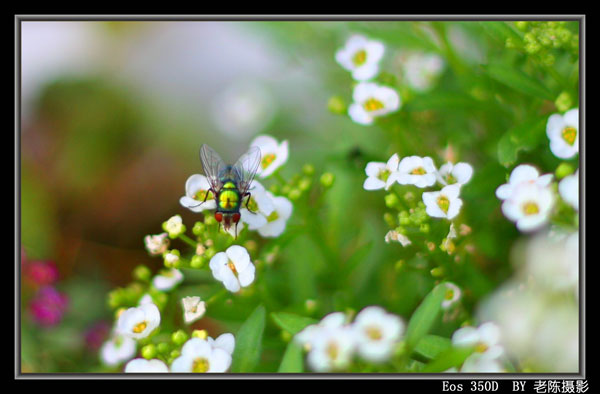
<box><xmin>24</xmin><ymin>260</ymin><xmax>60</xmax><ymax>287</ymax></box>
<box><xmin>29</xmin><ymin>286</ymin><xmax>69</xmax><ymax>327</ymax></box>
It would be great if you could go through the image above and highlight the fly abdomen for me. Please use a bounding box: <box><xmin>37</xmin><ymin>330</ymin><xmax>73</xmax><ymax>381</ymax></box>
<box><xmin>217</xmin><ymin>181</ymin><xmax>241</xmax><ymax>212</ymax></box>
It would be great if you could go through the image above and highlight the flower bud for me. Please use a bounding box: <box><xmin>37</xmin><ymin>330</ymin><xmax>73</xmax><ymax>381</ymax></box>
<box><xmin>171</xmin><ymin>330</ymin><xmax>188</xmax><ymax>346</ymax></box>
<box><xmin>133</xmin><ymin>265</ymin><xmax>152</xmax><ymax>282</ymax></box>
<box><xmin>555</xmin><ymin>162</ymin><xmax>575</xmax><ymax>179</ymax></box>
<box><xmin>320</xmin><ymin>172</ymin><xmax>335</xmax><ymax>188</ymax></box>
<box><xmin>141</xmin><ymin>344</ymin><xmax>157</xmax><ymax>360</ymax></box>
<box><xmin>192</xmin><ymin>329</ymin><xmax>208</xmax><ymax>340</ymax></box>
<box><xmin>327</xmin><ymin>96</ymin><xmax>346</xmax><ymax>114</ymax></box>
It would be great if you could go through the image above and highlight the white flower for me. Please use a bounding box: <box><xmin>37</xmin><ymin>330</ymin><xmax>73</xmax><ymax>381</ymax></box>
<box><xmin>182</xmin><ymin>296</ymin><xmax>206</xmax><ymax>324</ymax></box>
<box><xmin>211</xmin><ymin>81</ymin><xmax>275</xmax><ymax>140</ymax></box>
<box><xmin>521</xmin><ymin>231</ymin><xmax>579</xmax><ymax>294</ymax></box>
<box><xmin>163</xmin><ymin>215</ymin><xmax>185</xmax><ymax>238</ymax></box>
<box><xmin>495</xmin><ymin>164</ymin><xmax>553</xmax><ymax>201</ymax></box>
<box><xmin>250</xmin><ymin>135</ymin><xmax>289</xmax><ymax>178</ymax></box>
<box><xmin>257</xmin><ymin>192</ymin><xmax>293</xmax><ymax>238</ymax></box>
<box><xmin>179</xmin><ymin>174</ymin><xmax>217</xmax><ymax>213</ymax></box>
<box><xmin>124</xmin><ymin>358</ymin><xmax>169</xmax><ymax>373</ymax></box>
<box><xmin>163</xmin><ymin>250</ymin><xmax>181</xmax><ymax>269</ymax></box>
<box><xmin>294</xmin><ymin>312</ymin><xmax>347</xmax><ymax>349</ymax></box>
<box><xmin>401</xmin><ymin>52</ymin><xmax>445</xmax><ymax>92</ymax></box>
<box><xmin>460</xmin><ymin>353</ymin><xmax>505</xmax><ymax>373</ymax></box>
<box><xmin>501</xmin><ymin>182</ymin><xmax>554</xmax><ymax>232</ymax></box>
<box><xmin>546</xmin><ymin>108</ymin><xmax>579</xmax><ymax>159</ymax></box>
<box><xmin>335</xmin><ymin>35</ymin><xmax>385</xmax><ymax>81</ymax></box>
<box><xmin>138</xmin><ymin>294</ymin><xmax>153</xmax><ymax>305</ymax></box>
<box><xmin>171</xmin><ymin>337</ymin><xmax>232</xmax><ymax>373</ymax></box>
<box><xmin>559</xmin><ymin>170</ymin><xmax>579</xmax><ymax>210</ymax></box>
<box><xmin>100</xmin><ymin>333</ymin><xmax>136</xmax><ymax>367</ymax></box>
<box><xmin>436</xmin><ymin>162</ymin><xmax>473</xmax><ymax>186</ymax></box>
<box><xmin>396</xmin><ymin>156</ymin><xmax>437</xmax><ymax>188</ymax></box>
<box><xmin>384</xmin><ymin>230</ymin><xmax>411</xmax><ymax>247</ymax></box>
<box><xmin>363</xmin><ymin>153</ymin><xmax>400</xmax><ymax>191</ymax></box>
<box><xmin>423</xmin><ymin>184</ymin><xmax>463</xmax><ymax>220</ymax></box>
<box><xmin>117</xmin><ymin>303</ymin><xmax>161</xmax><ymax>340</ymax></box>
<box><xmin>239</xmin><ymin>180</ymin><xmax>275</xmax><ymax>230</ymax></box>
<box><xmin>441</xmin><ymin>282</ymin><xmax>462</xmax><ymax>310</ymax></box>
<box><xmin>152</xmin><ymin>269</ymin><xmax>183</xmax><ymax>291</ymax></box>
<box><xmin>348</xmin><ymin>82</ymin><xmax>401</xmax><ymax>125</ymax></box>
<box><xmin>144</xmin><ymin>233</ymin><xmax>169</xmax><ymax>256</ymax></box>
<box><xmin>207</xmin><ymin>333</ymin><xmax>235</xmax><ymax>356</ymax></box>
<box><xmin>209</xmin><ymin>245</ymin><xmax>255</xmax><ymax>292</ymax></box>
<box><xmin>352</xmin><ymin>306</ymin><xmax>404</xmax><ymax>362</ymax></box>
<box><xmin>305</xmin><ymin>324</ymin><xmax>356</xmax><ymax>372</ymax></box>
<box><xmin>452</xmin><ymin>322</ymin><xmax>504</xmax><ymax>361</ymax></box>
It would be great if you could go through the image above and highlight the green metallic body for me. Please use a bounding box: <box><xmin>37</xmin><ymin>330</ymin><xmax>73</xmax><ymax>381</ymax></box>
<box><xmin>216</xmin><ymin>179</ymin><xmax>242</xmax><ymax>213</ymax></box>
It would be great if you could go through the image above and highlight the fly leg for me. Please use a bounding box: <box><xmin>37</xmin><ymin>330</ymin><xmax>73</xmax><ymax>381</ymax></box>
<box><xmin>243</xmin><ymin>192</ymin><xmax>256</xmax><ymax>213</ymax></box>
<box><xmin>188</xmin><ymin>188</ymin><xmax>217</xmax><ymax>209</ymax></box>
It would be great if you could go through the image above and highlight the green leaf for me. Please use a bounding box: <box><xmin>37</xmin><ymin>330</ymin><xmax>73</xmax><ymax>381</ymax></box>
<box><xmin>231</xmin><ymin>304</ymin><xmax>266</xmax><ymax>373</ymax></box>
<box><xmin>497</xmin><ymin>117</ymin><xmax>547</xmax><ymax>167</ymax></box>
<box><xmin>478</xmin><ymin>21</ymin><xmax>522</xmax><ymax>44</ymax></box>
<box><xmin>412</xmin><ymin>334</ymin><xmax>452</xmax><ymax>363</ymax></box>
<box><xmin>277</xmin><ymin>342</ymin><xmax>304</xmax><ymax>373</ymax></box>
<box><xmin>422</xmin><ymin>346</ymin><xmax>474</xmax><ymax>372</ymax></box>
<box><xmin>487</xmin><ymin>64</ymin><xmax>554</xmax><ymax>100</ymax></box>
<box><xmin>271</xmin><ymin>312</ymin><xmax>318</xmax><ymax>336</ymax></box>
<box><xmin>404</xmin><ymin>283</ymin><xmax>447</xmax><ymax>350</ymax></box>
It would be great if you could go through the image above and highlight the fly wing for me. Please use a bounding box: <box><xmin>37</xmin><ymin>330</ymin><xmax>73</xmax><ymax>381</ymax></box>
<box><xmin>199</xmin><ymin>144</ymin><xmax>226</xmax><ymax>191</ymax></box>
<box><xmin>232</xmin><ymin>146</ymin><xmax>261</xmax><ymax>195</ymax></box>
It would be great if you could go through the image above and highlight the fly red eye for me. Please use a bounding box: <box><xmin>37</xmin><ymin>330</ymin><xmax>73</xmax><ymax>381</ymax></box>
<box><xmin>232</xmin><ymin>213</ymin><xmax>241</xmax><ymax>223</ymax></box>
<box><xmin>215</xmin><ymin>212</ymin><xmax>223</xmax><ymax>222</ymax></box>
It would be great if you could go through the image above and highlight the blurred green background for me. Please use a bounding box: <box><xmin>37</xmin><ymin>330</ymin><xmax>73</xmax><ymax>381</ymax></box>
<box><xmin>19</xmin><ymin>20</ymin><xmax>579</xmax><ymax>373</ymax></box>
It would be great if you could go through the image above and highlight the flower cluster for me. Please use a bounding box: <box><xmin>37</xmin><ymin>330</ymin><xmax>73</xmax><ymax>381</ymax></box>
<box><xmin>100</xmin><ymin>134</ymin><xmax>339</xmax><ymax>373</ymax></box>
<box><xmin>294</xmin><ymin>306</ymin><xmax>405</xmax><ymax>372</ymax></box>
<box><xmin>334</xmin><ymin>35</ymin><xmax>447</xmax><ymax>126</ymax></box>
<box><xmin>21</xmin><ymin>249</ymin><xmax>69</xmax><ymax>327</ymax></box>
<box><xmin>365</xmin><ymin>154</ymin><xmax>472</xmax><ymax>220</ymax></box>
<box><xmin>496</xmin><ymin>159</ymin><xmax>578</xmax><ymax>232</ymax></box>
<box><xmin>180</xmin><ymin>135</ymin><xmax>293</xmax><ymax>239</ymax></box>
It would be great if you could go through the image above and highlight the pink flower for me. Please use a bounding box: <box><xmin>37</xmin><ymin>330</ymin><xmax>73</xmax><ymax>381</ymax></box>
<box><xmin>84</xmin><ymin>321</ymin><xmax>111</xmax><ymax>351</ymax></box>
<box><xmin>24</xmin><ymin>260</ymin><xmax>60</xmax><ymax>287</ymax></box>
<box><xmin>29</xmin><ymin>286</ymin><xmax>69</xmax><ymax>327</ymax></box>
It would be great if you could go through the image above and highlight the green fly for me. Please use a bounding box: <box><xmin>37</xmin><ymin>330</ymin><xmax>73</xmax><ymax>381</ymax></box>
<box><xmin>195</xmin><ymin>144</ymin><xmax>261</xmax><ymax>238</ymax></box>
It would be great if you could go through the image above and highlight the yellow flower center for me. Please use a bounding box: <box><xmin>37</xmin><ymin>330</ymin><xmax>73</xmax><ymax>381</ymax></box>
<box><xmin>437</xmin><ymin>196</ymin><xmax>450</xmax><ymax>213</ymax></box>
<box><xmin>132</xmin><ymin>321</ymin><xmax>147</xmax><ymax>334</ymax></box>
<box><xmin>363</xmin><ymin>97</ymin><xmax>384</xmax><ymax>112</ymax></box>
<box><xmin>446</xmin><ymin>174</ymin><xmax>457</xmax><ymax>184</ymax></box>
<box><xmin>246</xmin><ymin>197</ymin><xmax>259</xmax><ymax>212</ymax></box>
<box><xmin>266</xmin><ymin>210</ymin><xmax>280</xmax><ymax>222</ymax></box>
<box><xmin>261</xmin><ymin>153</ymin><xmax>277</xmax><ymax>170</ymax></box>
<box><xmin>366</xmin><ymin>326</ymin><xmax>383</xmax><ymax>341</ymax></box>
<box><xmin>352</xmin><ymin>49</ymin><xmax>367</xmax><ymax>66</ymax></box>
<box><xmin>326</xmin><ymin>342</ymin><xmax>339</xmax><ymax>361</ymax></box>
<box><xmin>445</xmin><ymin>289</ymin><xmax>455</xmax><ymax>300</ymax></box>
<box><xmin>475</xmin><ymin>342</ymin><xmax>489</xmax><ymax>353</ymax></box>
<box><xmin>522</xmin><ymin>202</ymin><xmax>540</xmax><ymax>216</ymax></box>
<box><xmin>378</xmin><ymin>169</ymin><xmax>391</xmax><ymax>182</ymax></box>
<box><xmin>561</xmin><ymin>126</ymin><xmax>577</xmax><ymax>146</ymax></box>
<box><xmin>193</xmin><ymin>189</ymin><xmax>214</xmax><ymax>201</ymax></box>
<box><xmin>227</xmin><ymin>261</ymin><xmax>238</xmax><ymax>276</ymax></box>
<box><xmin>192</xmin><ymin>357</ymin><xmax>210</xmax><ymax>373</ymax></box>
<box><xmin>410</xmin><ymin>167</ymin><xmax>426</xmax><ymax>175</ymax></box>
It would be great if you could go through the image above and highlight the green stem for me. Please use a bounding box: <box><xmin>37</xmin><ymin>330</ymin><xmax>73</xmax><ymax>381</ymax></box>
<box><xmin>178</xmin><ymin>233</ymin><xmax>198</xmax><ymax>249</ymax></box>
<box><xmin>206</xmin><ymin>288</ymin><xmax>228</xmax><ymax>306</ymax></box>
<box><xmin>273</xmin><ymin>170</ymin><xmax>287</xmax><ymax>186</ymax></box>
